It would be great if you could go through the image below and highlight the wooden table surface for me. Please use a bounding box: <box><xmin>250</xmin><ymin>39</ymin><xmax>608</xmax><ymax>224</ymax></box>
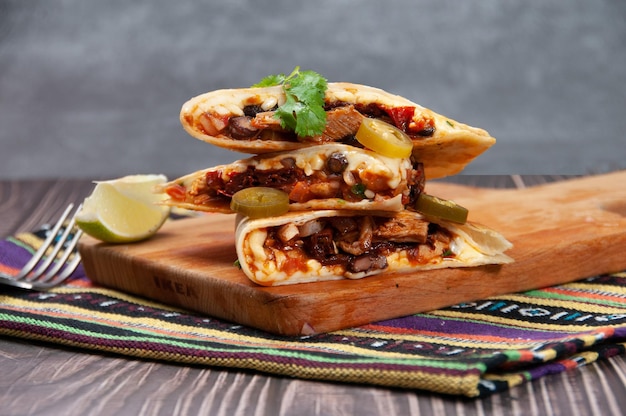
<box><xmin>1</xmin><ymin>175</ymin><xmax>625</xmax><ymax>416</ymax></box>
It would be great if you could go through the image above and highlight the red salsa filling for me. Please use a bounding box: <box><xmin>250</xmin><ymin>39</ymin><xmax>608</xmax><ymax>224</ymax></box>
<box><xmin>195</xmin><ymin>101</ymin><xmax>435</xmax><ymax>141</ymax></box>
<box><xmin>258</xmin><ymin>217</ymin><xmax>454</xmax><ymax>276</ymax></box>
<box><xmin>166</xmin><ymin>155</ymin><xmax>425</xmax><ymax>209</ymax></box>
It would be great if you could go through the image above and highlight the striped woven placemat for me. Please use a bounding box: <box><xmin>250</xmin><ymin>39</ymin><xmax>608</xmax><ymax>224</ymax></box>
<box><xmin>1</xmin><ymin>225</ymin><xmax>625</xmax><ymax>398</ymax></box>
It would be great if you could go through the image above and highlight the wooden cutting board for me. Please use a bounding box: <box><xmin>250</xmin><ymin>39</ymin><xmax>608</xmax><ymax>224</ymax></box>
<box><xmin>79</xmin><ymin>171</ymin><xmax>626</xmax><ymax>336</ymax></box>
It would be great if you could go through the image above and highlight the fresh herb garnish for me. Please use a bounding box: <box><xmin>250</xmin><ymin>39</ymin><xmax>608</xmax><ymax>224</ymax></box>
<box><xmin>351</xmin><ymin>183</ymin><xmax>367</xmax><ymax>198</ymax></box>
<box><xmin>252</xmin><ymin>66</ymin><xmax>328</xmax><ymax>137</ymax></box>
<box><xmin>442</xmin><ymin>249</ymin><xmax>455</xmax><ymax>258</ymax></box>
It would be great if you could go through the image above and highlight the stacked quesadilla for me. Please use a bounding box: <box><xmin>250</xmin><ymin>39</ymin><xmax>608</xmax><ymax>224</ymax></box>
<box><xmin>160</xmin><ymin>69</ymin><xmax>512</xmax><ymax>286</ymax></box>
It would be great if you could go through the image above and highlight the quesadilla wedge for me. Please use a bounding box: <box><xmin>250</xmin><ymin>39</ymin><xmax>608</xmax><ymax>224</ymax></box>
<box><xmin>235</xmin><ymin>209</ymin><xmax>513</xmax><ymax>286</ymax></box>
<box><xmin>160</xmin><ymin>143</ymin><xmax>425</xmax><ymax>213</ymax></box>
<box><xmin>180</xmin><ymin>82</ymin><xmax>495</xmax><ymax>179</ymax></box>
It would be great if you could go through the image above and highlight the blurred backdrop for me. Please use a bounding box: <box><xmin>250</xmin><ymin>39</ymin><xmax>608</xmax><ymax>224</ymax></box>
<box><xmin>1</xmin><ymin>0</ymin><xmax>625</xmax><ymax>179</ymax></box>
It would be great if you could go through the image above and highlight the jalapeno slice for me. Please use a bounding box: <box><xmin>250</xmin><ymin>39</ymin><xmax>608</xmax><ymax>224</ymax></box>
<box><xmin>415</xmin><ymin>194</ymin><xmax>468</xmax><ymax>224</ymax></box>
<box><xmin>230</xmin><ymin>187</ymin><xmax>290</xmax><ymax>218</ymax></box>
<box><xmin>355</xmin><ymin>118</ymin><xmax>413</xmax><ymax>158</ymax></box>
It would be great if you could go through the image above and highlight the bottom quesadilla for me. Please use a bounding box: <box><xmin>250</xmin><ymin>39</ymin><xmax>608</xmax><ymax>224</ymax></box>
<box><xmin>235</xmin><ymin>209</ymin><xmax>513</xmax><ymax>286</ymax></box>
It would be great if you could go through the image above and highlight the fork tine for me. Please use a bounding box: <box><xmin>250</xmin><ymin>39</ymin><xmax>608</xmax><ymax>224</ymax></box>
<box><xmin>14</xmin><ymin>203</ymin><xmax>76</xmax><ymax>280</ymax></box>
<box><xmin>34</xmin><ymin>237</ymin><xmax>83</xmax><ymax>289</ymax></box>
<box><xmin>32</xmin><ymin>206</ymin><xmax>83</xmax><ymax>284</ymax></box>
<box><xmin>24</xmin><ymin>206</ymin><xmax>80</xmax><ymax>282</ymax></box>
<box><xmin>1</xmin><ymin>203</ymin><xmax>85</xmax><ymax>290</ymax></box>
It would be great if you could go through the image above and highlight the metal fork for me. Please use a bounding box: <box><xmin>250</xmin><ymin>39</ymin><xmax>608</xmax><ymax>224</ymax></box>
<box><xmin>0</xmin><ymin>203</ymin><xmax>83</xmax><ymax>290</ymax></box>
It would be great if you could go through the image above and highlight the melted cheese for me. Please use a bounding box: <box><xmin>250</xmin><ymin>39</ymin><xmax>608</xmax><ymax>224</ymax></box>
<box><xmin>243</xmin><ymin>226</ymin><xmax>512</xmax><ymax>286</ymax></box>
<box><xmin>236</xmin><ymin>209</ymin><xmax>514</xmax><ymax>287</ymax></box>
<box><xmin>248</xmin><ymin>144</ymin><xmax>409</xmax><ymax>190</ymax></box>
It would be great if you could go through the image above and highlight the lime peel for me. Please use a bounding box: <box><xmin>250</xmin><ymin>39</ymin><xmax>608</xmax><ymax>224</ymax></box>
<box><xmin>76</xmin><ymin>174</ymin><xmax>171</xmax><ymax>243</ymax></box>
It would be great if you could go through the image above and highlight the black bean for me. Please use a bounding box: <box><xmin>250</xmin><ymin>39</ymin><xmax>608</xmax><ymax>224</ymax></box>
<box><xmin>326</xmin><ymin>152</ymin><xmax>349</xmax><ymax>174</ymax></box>
<box><xmin>228</xmin><ymin>116</ymin><xmax>258</xmax><ymax>138</ymax></box>
<box><xmin>416</xmin><ymin>126</ymin><xmax>435</xmax><ymax>137</ymax></box>
<box><xmin>280</xmin><ymin>157</ymin><xmax>296</xmax><ymax>168</ymax></box>
<box><xmin>320</xmin><ymin>254</ymin><xmax>350</xmax><ymax>267</ymax></box>
<box><xmin>348</xmin><ymin>253</ymin><xmax>387</xmax><ymax>273</ymax></box>
<box><xmin>242</xmin><ymin>105</ymin><xmax>264</xmax><ymax>117</ymax></box>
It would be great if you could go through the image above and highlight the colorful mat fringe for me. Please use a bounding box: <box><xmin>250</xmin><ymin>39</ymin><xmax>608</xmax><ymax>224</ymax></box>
<box><xmin>1</xmin><ymin>224</ymin><xmax>625</xmax><ymax>398</ymax></box>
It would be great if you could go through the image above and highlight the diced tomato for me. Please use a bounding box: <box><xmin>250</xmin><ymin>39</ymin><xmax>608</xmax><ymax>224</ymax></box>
<box><xmin>384</xmin><ymin>106</ymin><xmax>436</xmax><ymax>137</ymax></box>
<box><xmin>384</xmin><ymin>106</ymin><xmax>415</xmax><ymax>132</ymax></box>
<box><xmin>281</xmin><ymin>256</ymin><xmax>308</xmax><ymax>275</ymax></box>
<box><xmin>288</xmin><ymin>181</ymin><xmax>313</xmax><ymax>203</ymax></box>
<box><xmin>165</xmin><ymin>184</ymin><xmax>187</xmax><ymax>201</ymax></box>
<box><xmin>360</xmin><ymin>171</ymin><xmax>389</xmax><ymax>192</ymax></box>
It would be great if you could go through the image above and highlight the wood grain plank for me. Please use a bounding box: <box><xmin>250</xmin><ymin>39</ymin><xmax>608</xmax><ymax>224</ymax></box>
<box><xmin>0</xmin><ymin>179</ymin><xmax>94</xmax><ymax>237</ymax></box>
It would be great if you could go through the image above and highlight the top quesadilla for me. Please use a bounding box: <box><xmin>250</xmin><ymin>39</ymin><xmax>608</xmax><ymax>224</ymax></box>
<box><xmin>180</xmin><ymin>82</ymin><xmax>495</xmax><ymax>179</ymax></box>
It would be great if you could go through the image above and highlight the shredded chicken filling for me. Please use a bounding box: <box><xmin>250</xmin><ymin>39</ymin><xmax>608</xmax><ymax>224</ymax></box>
<box><xmin>167</xmin><ymin>155</ymin><xmax>425</xmax><ymax>209</ymax></box>
<box><xmin>197</xmin><ymin>102</ymin><xmax>436</xmax><ymax>142</ymax></box>
<box><xmin>253</xmin><ymin>213</ymin><xmax>455</xmax><ymax>276</ymax></box>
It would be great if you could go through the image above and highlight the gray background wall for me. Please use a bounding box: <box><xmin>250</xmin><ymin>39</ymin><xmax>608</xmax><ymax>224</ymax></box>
<box><xmin>1</xmin><ymin>0</ymin><xmax>625</xmax><ymax>180</ymax></box>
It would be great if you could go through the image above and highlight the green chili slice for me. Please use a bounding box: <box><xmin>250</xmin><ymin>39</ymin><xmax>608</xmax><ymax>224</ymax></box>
<box><xmin>415</xmin><ymin>194</ymin><xmax>468</xmax><ymax>224</ymax></box>
<box><xmin>230</xmin><ymin>187</ymin><xmax>290</xmax><ymax>219</ymax></box>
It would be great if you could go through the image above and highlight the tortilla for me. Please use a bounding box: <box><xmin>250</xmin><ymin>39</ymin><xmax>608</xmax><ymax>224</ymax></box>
<box><xmin>180</xmin><ymin>83</ymin><xmax>495</xmax><ymax>179</ymax></box>
<box><xmin>235</xmin><ymin>209</ymin><xmax>513</xmax><ymax>286</ymax></box>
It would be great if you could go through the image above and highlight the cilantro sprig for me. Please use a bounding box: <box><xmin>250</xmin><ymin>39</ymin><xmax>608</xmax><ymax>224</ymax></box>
<box><xmin>252</xmin><ymin>67</ymin><xmax>328</xmax><ymax>137</ymax></box>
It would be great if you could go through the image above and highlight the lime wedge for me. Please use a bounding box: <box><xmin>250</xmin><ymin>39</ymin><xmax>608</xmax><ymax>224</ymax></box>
<box><xmin>76</xmin><ymin>174</ymin><xmax>171</xmax><ymax>243</ymax></box>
